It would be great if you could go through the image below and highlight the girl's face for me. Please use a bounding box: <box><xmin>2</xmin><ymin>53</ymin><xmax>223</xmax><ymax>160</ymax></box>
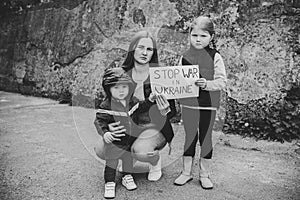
<box><xmin>190</xmin><ymin>28</ymin><xmax>213</xmax><ymax>49</ymax></box>
<box><xmin>110</xmin><ymin>83</ymin><xmax>129</xmax><ymax>100</ymax></box>
<box><xmin>133</xmin><ymin>38</ymin><xmax>154</xmax><ymax>65</ymax></box>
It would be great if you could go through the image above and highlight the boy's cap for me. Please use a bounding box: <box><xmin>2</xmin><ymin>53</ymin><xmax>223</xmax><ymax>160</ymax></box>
<box><xmin>102</xmin><ymin>67</ymin><xmax>133</xmax><ymax>87</ymax></box>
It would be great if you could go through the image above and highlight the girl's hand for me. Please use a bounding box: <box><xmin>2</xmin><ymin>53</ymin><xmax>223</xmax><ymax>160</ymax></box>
<box><xmin>195</xmin><ymin>78</ymin><xmax>207</xmax><ymax>89</ymax></box>
<box><xmin>156</xmin><ymin>95</ymin><xmax>171</xmax><ymax>116</ymax></box>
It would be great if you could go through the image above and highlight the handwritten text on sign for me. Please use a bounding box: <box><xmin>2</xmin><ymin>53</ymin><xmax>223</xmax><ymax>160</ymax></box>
<box><xmin>149</xmin><ymin>65</ymin><xmax>199</xmax><ymax>99</ymax></box>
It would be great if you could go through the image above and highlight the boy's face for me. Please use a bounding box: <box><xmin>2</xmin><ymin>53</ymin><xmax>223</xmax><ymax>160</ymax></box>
<box><xmin>134</xmin><ymin>38</ymin><xmax>154</xmax><ymax>65</ymax></box>
<box><xmin>110</xmin><ymin>83</ymin><xmax>129</xmax><ymax>100</ymax></box>
<box><xmin>190</xmin><ymin>28</ymin><xmax>212</xmax><ymax>49</ymax></box>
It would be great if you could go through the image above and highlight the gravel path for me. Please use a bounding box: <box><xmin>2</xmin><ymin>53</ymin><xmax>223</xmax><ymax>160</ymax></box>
<box><xmin>0</xmin><ymin>91</ymin><xmax>299</xmax><ymax>200</ymax></box>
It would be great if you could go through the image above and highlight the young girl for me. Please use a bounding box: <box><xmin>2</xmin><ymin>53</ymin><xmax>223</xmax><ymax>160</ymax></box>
<box><xmin>95</xmin><ymin>67</ymin><xmax>154</xmax><ymax>198</ymax></box>
<box><xmin>174</xmin><ymin>16</ymin><xmax>227</xmax><ymax>189</ymax></box>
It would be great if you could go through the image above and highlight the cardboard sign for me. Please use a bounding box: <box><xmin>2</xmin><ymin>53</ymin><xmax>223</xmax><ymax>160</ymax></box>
<box><xmin>149</xmin><ymin>65</ymin><xmax>199</xmax><ymax>99</ymax></box>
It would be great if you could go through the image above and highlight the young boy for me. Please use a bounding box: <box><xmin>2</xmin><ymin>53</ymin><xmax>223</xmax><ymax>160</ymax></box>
<box><xmin>95</xmin><ymin>67</ymin><xmax>154</xmax><ymax>199</ymax></box>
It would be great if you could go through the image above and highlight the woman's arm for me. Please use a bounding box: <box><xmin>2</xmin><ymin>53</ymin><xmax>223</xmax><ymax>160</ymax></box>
<box><xmin>94</xmin><ymin>101</ymin><xmax>116</xmax><ymax>136</ymax></box>
<box><xmin>130</xmin><ymin>95</ymin><xmax>155</xmax><ymax>114</ymax></box>
<box><xmin>166</xmin><ymin>99</ymin><xmax>176</xmax><ymax>119</ymax></box>
<box><xmin>94</xmin><ymin>101</ymin><xmax>126</xmax><ymax>142</ymax></box>
<box><xmin>94</xmin><ymin>111</ymin><xmax>112</xmax><ymax>136</ymax></box>
<box><xmin>94</xmin><ymin>113</ymin><xmax>126</xmax><ymax>143</ymax></box>
<box><xmin>155</xmin><ymin>95</ymin><xmax>176</xmax><ymax>119</ymax></box>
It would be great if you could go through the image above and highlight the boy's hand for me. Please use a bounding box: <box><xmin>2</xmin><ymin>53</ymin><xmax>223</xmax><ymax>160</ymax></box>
<box><xmin>195</xmin><ymin>78</ymin><xmax>207</xmax><ymax>89</ymax></box>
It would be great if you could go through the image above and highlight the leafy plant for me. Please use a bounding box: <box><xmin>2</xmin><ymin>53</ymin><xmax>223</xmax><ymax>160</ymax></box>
<box><xmin>223</xmin><ymin>83</ymin><xmax>300</xmax><ymax>142</ymax></box>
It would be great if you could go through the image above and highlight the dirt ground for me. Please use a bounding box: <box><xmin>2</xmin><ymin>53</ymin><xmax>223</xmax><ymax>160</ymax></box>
<box><xmin>0</xmin><ymin>91</ymin><xmax>299</xmax><ymax>200</ymax></box>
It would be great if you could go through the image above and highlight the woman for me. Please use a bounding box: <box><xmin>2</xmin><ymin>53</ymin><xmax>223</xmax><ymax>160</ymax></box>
<box><xmin>95</xmin><ymin>31</ymin><xmax>176</xmax><ymax>181</ymax></box>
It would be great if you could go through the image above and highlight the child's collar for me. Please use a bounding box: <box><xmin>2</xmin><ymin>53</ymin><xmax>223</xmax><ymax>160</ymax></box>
<box><xmin>111</xmin><ymin>97</ymin><xmax>127</xmax><ymax>105</ymax></box>
<box><xmin>190</xmin><ymin>45</ymin><xmax>210</xmax><ymax>52</ymax></box>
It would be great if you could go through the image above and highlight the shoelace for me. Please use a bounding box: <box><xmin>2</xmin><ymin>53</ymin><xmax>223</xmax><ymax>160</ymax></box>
<box><xmin>124</xmin><ymin>175</ymin><xmax>134</xmax><ymax>184</ymax></box>
<box><xmin>105</xmin><ymin>183</ymin><xmax>115</xmax><ymax>190</ymax></box>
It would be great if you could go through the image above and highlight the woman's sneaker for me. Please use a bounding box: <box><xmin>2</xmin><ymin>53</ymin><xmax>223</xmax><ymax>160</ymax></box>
<box><xmin>104</xmin><ymin>182</ymin><xmax>116</xmax><ymax>199</ymax></box>
<box><xmin>148</xmin><ymin>155</ymin><xmax>162</xmax><ymax>181</ymax></box>
<box><xmin>122</xmin><ymin>174</ymin><xmax>137</xmax><ymax>190</ymax></box>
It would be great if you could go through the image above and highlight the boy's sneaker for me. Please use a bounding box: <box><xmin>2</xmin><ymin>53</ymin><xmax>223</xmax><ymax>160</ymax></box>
<box><xmin>104</xmin><ymin>182</ymin><xmax>115</xmax><ymax>199</ymax></box>
<box><xmin>122</xmin><ymin>174</ymin><xmax>137</xmax><ymax>190</ymax></box>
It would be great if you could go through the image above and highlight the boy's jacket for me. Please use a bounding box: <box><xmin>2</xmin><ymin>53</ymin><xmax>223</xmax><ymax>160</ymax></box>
<box><xmin>94</xmin><ymin>97</ymin><xmax>153</xmax><ymax>159</ymax></box>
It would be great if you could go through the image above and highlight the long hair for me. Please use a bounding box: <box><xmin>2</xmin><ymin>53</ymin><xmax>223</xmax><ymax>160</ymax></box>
<box><xmin>122</xmin><ymin>31</ymin><xmax>159</xmax><ymax>72</ymax></box>
<box><xmin>190</xmin><ymin>16</ymin><xmax>216</xmax><ymax>49</ymax></box>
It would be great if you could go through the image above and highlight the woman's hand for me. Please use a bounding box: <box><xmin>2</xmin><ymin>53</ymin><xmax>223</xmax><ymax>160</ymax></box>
<box><xmin>103</xmin><ymin>121</ymin><xmax>126</xmax><ymax>143</ymax></box>
<box><xmin>108</xmin><ymin>121</ymin><xmax>126</xmax><ymax>133</ymax></box>
<box><xmin>195</xmin><ymin>78</ymin><xmax>207</xmax><ymax>89</ymax></box>
<box><xmin>148</xmin><ymin>93</ymin><xmax>157</xmax><ymax>102</ymax></box>
<box><xmin>103</xmin><ymin>132</ymin><xmax>114</xmax><ymax>143</ymax></box>
<box><xmin>156</xmin><ymin>95</ymin><xmax>171</xmax><ymax>116</ymax></box>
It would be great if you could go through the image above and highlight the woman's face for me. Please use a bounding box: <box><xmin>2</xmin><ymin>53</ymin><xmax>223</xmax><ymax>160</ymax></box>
<box><xmin>133</xmin><ymin>38</ymin><xmax>154</xmax><ymax>65</ymax></box>
<box><xmin>190</xmin><ymin>28</ymin><xmax>212</xmax><ymax>49</ymax></box>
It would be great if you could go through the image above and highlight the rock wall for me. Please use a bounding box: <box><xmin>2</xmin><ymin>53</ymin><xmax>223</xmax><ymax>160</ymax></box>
<box><xmin>0</xmin><ymin>0</ymin><xmax>299</xmax><ymax>138</ymax></box>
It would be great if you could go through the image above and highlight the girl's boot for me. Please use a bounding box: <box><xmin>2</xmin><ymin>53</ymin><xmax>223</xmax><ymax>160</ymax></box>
<box><xmin>174</xmin><ymin>156</ymin><xmax>193</xmax><ymax>186</ymax></box>
<box><xmin>199</xmin><ymin>158</ymin><xmax>213</xmax><ymax>189</ymax></box>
